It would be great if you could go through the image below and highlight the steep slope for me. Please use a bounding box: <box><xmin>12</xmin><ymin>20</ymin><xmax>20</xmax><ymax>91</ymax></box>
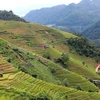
<box><xmin>0</xmin><ymin>46</ymin><xmax>100</xmax><ymax>100</ymax></box>
<box><xmin>0</xmin><ymin>20</ymin><xmax>100</xmax><ymax>99</ymax></box>
<box><xmin>0</xmin><ymin>57</ymin><xmax>100</xmax><ymax>100</ymax></box>
<box><xmin>0</xmin><ymin>20</ymin><xmax>100</xmax><ymax>83</ymax></box>
<box><xmin>0</xmin><ymin>36</ymin><xmax>98</xmax><ymax>92</ymax></box>
<box><xmin>24</xmin><ymin>0</ymin><xmax>100</xmax><ymax>33</ymax></box>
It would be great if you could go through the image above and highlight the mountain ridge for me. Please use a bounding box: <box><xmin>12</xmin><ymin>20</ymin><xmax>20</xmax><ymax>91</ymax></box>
<box><xmin>24</xmin><ymin>0</ymin><xmax>100</xmax><ymax>33</ymax></box>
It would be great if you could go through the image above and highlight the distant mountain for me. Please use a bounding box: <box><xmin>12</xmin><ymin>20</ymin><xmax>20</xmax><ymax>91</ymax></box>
<box><xmin>24</xmin><ymin>5</ymin><xmax>66</xmax><ymax>24</ymax></box>
<box><xmin>24</xmin><ymin>0</ymin><xmax>100</xmax><ymax>33</ymax></box>
<box><xmin>82</xmin><ymin>20</ymin><xmax>100</xmax><ymax>46</ymax></box>
<box><xmin>0</xmin><ymin>10</ymin><xmax>26</xmax><ymax>22</ymax></box>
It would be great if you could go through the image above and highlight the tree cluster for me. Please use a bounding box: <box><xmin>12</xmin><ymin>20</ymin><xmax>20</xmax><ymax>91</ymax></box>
<box><xmin>67</xmin><ymin>37</ymin><xmax>100</xmax><ymax>62</ymax></box>
<box><xmin>0</xmin><ymin>10</ymin><xmax>26</xmax><ymax>22</ymax></box>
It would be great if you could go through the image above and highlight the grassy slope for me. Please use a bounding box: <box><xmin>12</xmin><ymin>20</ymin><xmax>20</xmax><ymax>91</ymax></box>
<box><xmin>0</xmin><ymin>20</ymin><xmax>100</xmax><ymax>99</ymax></box>
<box><xmin>0</xmin><ymin>56</ymin><xmax>100</xmax><ymax>100</ymax></box>
<box><xmin>0</xmin><ymin>37</ymin><xmax>98</xmax><ymax>92</ymax></box>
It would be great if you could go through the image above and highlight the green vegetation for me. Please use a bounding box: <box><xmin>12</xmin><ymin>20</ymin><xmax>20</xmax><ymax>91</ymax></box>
<box><xmin>0</xmin><ymin>56</ymin><xmax>100</xmax><ymax>100</ymax></box>
<box><xmin>67</xmin><ymin>37</ymin><xmax>100</xmax><ymax>62</ymax></box>
<box><xmin>0</xmin><ymin>10</ymin><xmax>26</xmax><ymax>22</ymax></box>
<box><xmin>60</xmin><ymin>53</ymin><xmax>69</xmax><ymax>64</ymax></box>
<box><xmin>0</xmin><ymin>20</ymin><xmax>100</xmax><ymax>99</ymax></box>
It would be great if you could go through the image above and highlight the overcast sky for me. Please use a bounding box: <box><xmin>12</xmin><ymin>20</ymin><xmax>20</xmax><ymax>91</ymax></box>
<box><xmin>0</xmin><ymin>0</ymin><xmax>81</xmax><ymax>16</ymax></box>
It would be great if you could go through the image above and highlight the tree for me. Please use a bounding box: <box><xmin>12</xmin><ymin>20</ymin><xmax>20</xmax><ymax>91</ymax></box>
<box><xmin>61</xmin><ymin>53</ymin><xmax>69</xmax><ymax>64</ymax></box>
<box><xmin>62</xmin><ymin>78</ymin><xmax>69</xmax><ymax>87</ymax></box>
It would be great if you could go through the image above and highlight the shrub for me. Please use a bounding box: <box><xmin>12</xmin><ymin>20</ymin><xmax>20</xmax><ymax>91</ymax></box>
<box><xmin>43</xmin><ymin>52</ymin><xmax>51</xmax><ymax>59</ymax></box>
<box><xmin>76</xmin><ymin>84</ymin><xmax>82</xmax><ymax>90</ymax></box>
<box><xmin>32</xmin><ymin>74</ymin><xmax>37</xmax><ymax>78</ymax></box>
<box><xmin>62</xmin><ymin>78</ymin><xmax>69</xmax><ymax>87</ymax></box>
<box><xmin>61</xmin><ymin>53</ymin><xmax>69</xmax><ymax>64</ymax></box>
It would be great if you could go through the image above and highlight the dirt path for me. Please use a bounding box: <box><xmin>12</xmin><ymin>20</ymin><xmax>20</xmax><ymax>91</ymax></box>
<box><xmin>95</xmin><ymin>64</ymin><xmax>100</xmax><ymax>73</ymax></box>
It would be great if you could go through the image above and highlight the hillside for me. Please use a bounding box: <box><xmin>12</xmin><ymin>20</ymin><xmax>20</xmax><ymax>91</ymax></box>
<box><xmin>24</xmin><ymin>0</ymin><xmax>100</xmax><ymax>33</ymax></box>
<box><xmin>0</xmin><ymin>56</ymin><xmax>100</xmax><ymax>100</ymax></box>
<box><xmin>0</xmin><ymin>10</ymin><xmax>26</xmax><ymax>22</ymax></box>
<box><xmin>82</xmin><ymin>21</ymin><xmax>100</xmax><ymax>46</ymax></box>
<box><xmin>0</xmin><ymin>20</ymin><xmax>100</xmax><ymax>99</ymax></box>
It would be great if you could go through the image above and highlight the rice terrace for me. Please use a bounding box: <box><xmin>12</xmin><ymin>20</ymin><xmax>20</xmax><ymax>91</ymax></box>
<box><xmin>0</xmin><ymin>5</ymin><xmax>100</xmax><ymax>99</ymax></box>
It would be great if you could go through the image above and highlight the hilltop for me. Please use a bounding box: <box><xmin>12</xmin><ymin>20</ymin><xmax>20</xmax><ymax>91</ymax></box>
<box><xmin>0</xmin><ymin>10</ymin><xmax>26</xmax><ymax>22</ymax></box>
<box><xmin>0</xmin><ymin>20</ymin><xmax>100</xmax><ymax>99</ymax></box>
<box><xmin>24</xmin><ymin>0</ymin><xmax>100</xmax><ymax>33</ymax></box>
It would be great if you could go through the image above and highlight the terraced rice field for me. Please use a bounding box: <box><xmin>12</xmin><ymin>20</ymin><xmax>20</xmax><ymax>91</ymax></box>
<box><xmin>0</xmin><ymin>56</ymin><xmax>100</xmax><ymax>100</ymax></box>
<box><xmin>0</xmin><ymin>71</ymin><xmax>100</xmax><ymax>100</ymax></box>
<box><xmin>0</xmin><ymin>21</ymin><xmax>100</xmax><ymax>100</ymax></box>
<box><xmin>0</xmin><ymin>56</ymin><xmax>15</xmax><ymax>73</ymax></box>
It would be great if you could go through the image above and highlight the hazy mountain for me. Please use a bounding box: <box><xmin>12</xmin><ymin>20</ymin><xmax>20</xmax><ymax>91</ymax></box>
<box><xmin>24</xmin><ymin>5</ymin><xmax>66</xmax><ymax>24</ymax></box>
<box><xmin>24</xmin><ymin>0</ymin><xmax>100</xmax><ymax>33</ymax></box>
<box><xmin>82</xmin><ymin>20</ymin><xmax>100</xmax><ymax>46</ymax></box>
